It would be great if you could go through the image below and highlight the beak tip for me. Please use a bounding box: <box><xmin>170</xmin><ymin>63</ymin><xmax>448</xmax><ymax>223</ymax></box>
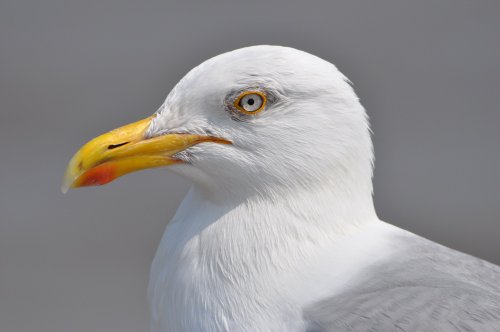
<box><xmin>61</xmin><ymin>180</ymin><xmax>71</xmax><ymax>194</ymax></box>
<box><xmin>61</xmin><ymin>170</ymin><xmax>75</xmax><ymax>194</ymax></box>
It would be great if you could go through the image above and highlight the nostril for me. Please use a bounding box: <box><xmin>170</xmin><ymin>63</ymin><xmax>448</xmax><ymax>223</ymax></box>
<box><xmin>107</xmin><ymin>142</ymin><xmax>129</xmax><ymax>150</ymax></box>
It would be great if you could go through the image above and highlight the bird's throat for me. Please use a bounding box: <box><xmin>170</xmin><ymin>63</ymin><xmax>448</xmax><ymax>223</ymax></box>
<box><xmin>148</xmin><ymin>184</ymin><xmax>379</xmax><ymax>331</ymax></box>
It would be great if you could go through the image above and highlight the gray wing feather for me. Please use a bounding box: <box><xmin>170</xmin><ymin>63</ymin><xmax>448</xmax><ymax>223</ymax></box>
<box><xmin>303</xmin><ymin>232</ymin><xmax>500</xmax><ymax>332</ymax></box>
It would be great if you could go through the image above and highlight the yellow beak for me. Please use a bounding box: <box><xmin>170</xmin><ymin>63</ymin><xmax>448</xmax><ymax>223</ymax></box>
<box><xmin>62</xmin><ymin>115</ymin><xmax>230</xmax><ymax>193</ymax></box>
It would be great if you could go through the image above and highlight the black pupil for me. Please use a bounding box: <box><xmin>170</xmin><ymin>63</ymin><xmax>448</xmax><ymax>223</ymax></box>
<box><xmin>247</xmin><ymin>98</ymin><xmax>255</xmax><ymax>106</ymax></box>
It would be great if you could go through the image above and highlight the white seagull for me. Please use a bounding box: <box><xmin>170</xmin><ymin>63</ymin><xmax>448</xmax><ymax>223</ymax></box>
<box><xmin>63</xmin><ymin>45</ymin><xmax>500</xmax><ymax>332</ymax></box>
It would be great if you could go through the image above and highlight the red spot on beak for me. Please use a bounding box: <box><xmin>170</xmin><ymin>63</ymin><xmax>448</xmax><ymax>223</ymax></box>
<box><xmin>79</xmin><ymin>163</ymin><xmax>117</xmax><ymax>187</ymax></box>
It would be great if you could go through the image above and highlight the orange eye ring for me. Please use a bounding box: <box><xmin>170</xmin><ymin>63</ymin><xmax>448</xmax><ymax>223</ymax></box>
<box><xmin>234</xmin><ymin>91</ymin><xmax>267</xmax><ymax>115</ymax></box>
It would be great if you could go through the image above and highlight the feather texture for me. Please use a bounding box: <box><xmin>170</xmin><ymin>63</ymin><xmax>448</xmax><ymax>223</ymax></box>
<box><xmin>142</xmin><ymin>45</ymin><xmax>500</xmax><ymax>332</ymax></box>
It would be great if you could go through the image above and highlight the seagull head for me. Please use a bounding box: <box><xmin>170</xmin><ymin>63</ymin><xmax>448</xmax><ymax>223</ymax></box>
<box><xmin>63</xmin><ymin>45</ymin><xmax>373</xmax><ymax>199</ymax></box>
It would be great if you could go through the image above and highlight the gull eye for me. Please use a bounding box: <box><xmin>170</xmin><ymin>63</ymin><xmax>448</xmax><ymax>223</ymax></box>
<box><xmin>234</xmin><ymin>91</ymin><xmax>266</xmax><ymax>115</ymax></box>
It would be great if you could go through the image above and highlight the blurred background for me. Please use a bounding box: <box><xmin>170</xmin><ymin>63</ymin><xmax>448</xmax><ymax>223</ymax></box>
<box><xmin>1</xmin><ymin>0</ymin><xmax>499</xmax><ymax>331</ymax></box>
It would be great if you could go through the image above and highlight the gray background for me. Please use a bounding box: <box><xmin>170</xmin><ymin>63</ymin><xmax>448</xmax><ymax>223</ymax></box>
<box><xmin>1</xmin><ymin>1</ymin><xmax>499</xmax><ymax>331</ymax></box>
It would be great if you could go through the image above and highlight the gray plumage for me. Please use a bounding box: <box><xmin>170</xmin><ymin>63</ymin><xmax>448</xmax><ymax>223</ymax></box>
<box><xmin>304</xmin><ymin>232</ymin><xmax>500</xmax><ymax>332</ymax></box>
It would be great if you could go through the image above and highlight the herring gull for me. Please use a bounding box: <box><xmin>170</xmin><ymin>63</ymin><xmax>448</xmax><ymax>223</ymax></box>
<box><xmin>63</xmin><ymin>45</ymin><xmax>500</xmax><ymax>332</ymax></box>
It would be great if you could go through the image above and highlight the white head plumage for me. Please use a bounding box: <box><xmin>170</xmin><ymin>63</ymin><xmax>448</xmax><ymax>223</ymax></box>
<box><xmin>147</xmin><ymin>45</ymin><xmax>374</xmax><ymax>203</ymax></box>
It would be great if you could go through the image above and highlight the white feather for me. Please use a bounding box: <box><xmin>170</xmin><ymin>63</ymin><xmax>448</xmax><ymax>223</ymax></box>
<box><xmin>146</xmin><ymin>45</ymin><xmax>394</xmax><ymax>332</ymax></box>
